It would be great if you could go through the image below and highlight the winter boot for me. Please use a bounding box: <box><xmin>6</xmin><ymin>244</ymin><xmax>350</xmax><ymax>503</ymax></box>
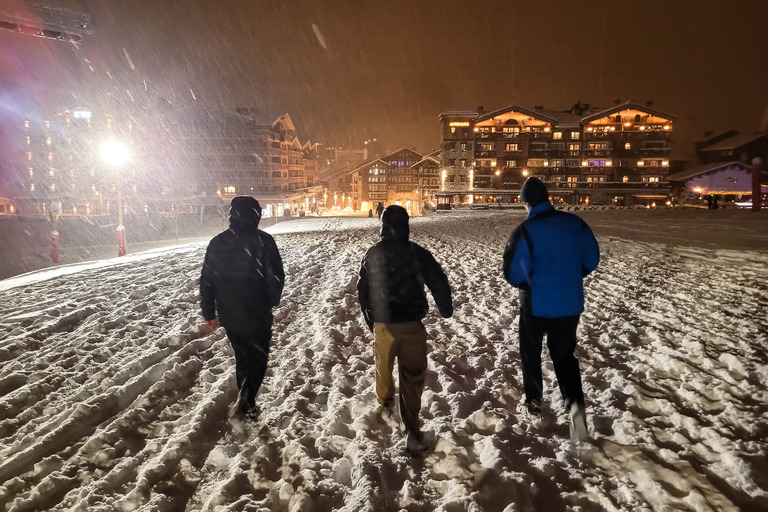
<box><xmin>516</xmin><ymin>399</ymin><xmax>542</xmax><ymax>419</ymax></box>
<box><xmin>406</xmin><ymin>430</ymin><xmax>427</xmax><ymax>457</ymax></box>
<box><xmin>568</xmin><ymin>402</ymin><xmax>588</xmax><ymax>441</ymax></box>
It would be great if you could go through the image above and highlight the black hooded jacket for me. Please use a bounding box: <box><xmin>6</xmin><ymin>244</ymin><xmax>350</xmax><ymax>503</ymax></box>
<box><xmin>357</xmin><ymin>208</ymin><xmax>453</xmax><ymax>326</ymax></box>
<box><xmin>200</xmin><ymin>199</ymin><xmax>284</xmax><ymax>331</ymax></box>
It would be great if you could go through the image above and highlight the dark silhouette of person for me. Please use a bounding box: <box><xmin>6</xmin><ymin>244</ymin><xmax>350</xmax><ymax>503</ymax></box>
<box><xmin>200</xmin><ymin>196</ymin><xmax>285</xmax><ymax>419</ymax></box>
<box><xmin>376</xmin><ymin>202</ymin><xmax>384</xmax><ymax>218</ymax></box>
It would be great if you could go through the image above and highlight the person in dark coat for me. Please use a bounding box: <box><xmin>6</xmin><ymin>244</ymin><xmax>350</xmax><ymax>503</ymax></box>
<box><xmin>376</xmin><ymin>202</ymin><xmax>384</xmax><ymax>218</ymax></box>
<box><xmin>502</xmin><ymin>178</ymin><xmax>599</xmax><ymax>440</ymax></box>
<box><xmin>200</xmin><ymin>196</ymin><xmax>285</xmax><ymax>418</ymax></box>
<box><xmin>358</xmin><ymin>205</ymin><xmax>453</xmax><ymax>456</ymax></box>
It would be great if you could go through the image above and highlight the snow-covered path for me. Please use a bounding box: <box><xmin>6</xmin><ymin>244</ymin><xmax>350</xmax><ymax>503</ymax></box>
<box><xmin>1</xmin><ymin>212</ymin><xmax>767</xmax><ymax>511</ymax></box>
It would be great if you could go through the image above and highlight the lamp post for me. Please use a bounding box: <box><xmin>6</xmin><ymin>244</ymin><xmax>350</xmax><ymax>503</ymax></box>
<box><xmin>100</xmin><ymin>140</ymin><xmax>130</xmax><ymax>256</ymax></box>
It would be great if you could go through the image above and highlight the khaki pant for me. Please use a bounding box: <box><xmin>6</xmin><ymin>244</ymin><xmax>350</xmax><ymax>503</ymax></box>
<box><xmin>374</xmin><ymin>321</ymin><xmax>428</xmax><ymax>435</ymax></box>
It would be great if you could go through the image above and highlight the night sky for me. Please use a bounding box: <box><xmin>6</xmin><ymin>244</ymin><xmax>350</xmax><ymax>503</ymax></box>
<box><xmin>1</xmin><ymin>0</ymin><xmax>767</xmax><ymax>158</ymax></box>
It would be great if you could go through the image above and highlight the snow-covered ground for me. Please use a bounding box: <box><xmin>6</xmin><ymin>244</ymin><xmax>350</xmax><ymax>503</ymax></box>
<box><xmin>1</xmin><ymin>210</ymin><xmax>767</xmax><ymax>511</ymax></box>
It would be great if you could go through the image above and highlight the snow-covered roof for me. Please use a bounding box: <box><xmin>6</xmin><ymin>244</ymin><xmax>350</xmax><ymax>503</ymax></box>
<box><xmin>535</xmin><ymin>110</ymin><xmax>584</xmax><ymax>128</ymax></box>
<box><xmin>438</xmin><ymin>110</ymin><xmax>480</xmax><ymax>119</ymax></box>
<box><xmin>666</xmin><ymin>161</ymin><xmax>751</xmax><ymax>182</ymax></box>
<box><xmin>581</xmin><ymin>101</ymin><xmax>676</xmax><ymax>123</ymax></box>
<box><xmin>477</xmin><ymin>105</ymin><xmax>558</xmax><ymax>125</ymax></box>
<box><xmin>411</xmin><ymin>156</ymin><xmax>440</xmax><ymax>168</ymax></box>
<box><xmin>699</xmin><ymin>132</ymin><xmax>768</xmax><ymax>152</ymax></box>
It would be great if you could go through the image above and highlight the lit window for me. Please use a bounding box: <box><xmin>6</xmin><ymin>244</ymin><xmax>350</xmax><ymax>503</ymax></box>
<box><xmin>622</xmin><ymin>176</ymin><xmax>629</xmax><ymax>182</ymax></box>
<box><xmin>506</xmin><ymin>143</ymin><xmax>519</xmax><ymax>151</ymax></box>
<box><xmin>46</xmin><ymin>137</ymin><xmax>52</xmax><ymax>146</ymax></box>
<box><xmin>49</xmin><ymin>169</ymin><xmax>55</xmax><ymax>176</ymax></box>
<box><xmin>568</xmin><ymin>143</ymin><xmax>581</xmax><ymax>151</ymax></box>
<box><xmin>553</xmin><ymin>132</ymin><xmax>562</xmax><ymax>140</ymax></box>
<box><xmin>48</xmin><ymin>153</ymin><xmax>53</xmax><ymax>161</ymax></box>
<box><xmin>26</xmin><ymin>136</ymin><xmax>31</xmax><ymax>145</ymax></box>
<box><xmin>27</xmin><ymin>152</ymin><xmax>32</xmax><ymax>160</ymax></box>
<box><xmin>505</xmin><ymin>160</ymin><xmax>517</xmax><ymax>168</ymax></box>
<box><xmin>24</xmin><ymin>120</ymin><xmax>29</xmax><ymax>129</ymax></box>
<box><xmin>51</xmin><ymin>183</ymin><xmax>56</xmax><ymax>191</ymax></box>
<box><xmin>625</xmin><ymin>143</ymin><xmax>631</xmax><ymax>150</ymax></box>
<box><xmin>571</xmin><ymin>132</ymin><xmax>580</xmax><ymax>139</ymax></box>
<box><xmin>450</xmin><ymin>127</ymin><xmax>456</xmax><ymax>134</ymax></box>
<box><xmin>30</xmin><ymin>183</ymin><xmax>35</xmax><ymax>191</ymax></box>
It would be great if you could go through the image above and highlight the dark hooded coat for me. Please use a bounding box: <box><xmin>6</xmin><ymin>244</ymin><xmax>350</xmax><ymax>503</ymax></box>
<box><xmin>357</xmin><ymin>206</ymin><xmax>453</xmax><ymax>327</ymax></box>
<box><xmin>200</xmin><ymin>197</ymin><xmax>284</xmax><ymax>330</ymax></box>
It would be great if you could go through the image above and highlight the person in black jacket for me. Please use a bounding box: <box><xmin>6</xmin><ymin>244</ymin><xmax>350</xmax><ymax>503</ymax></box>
<box><xmin>200</xmin><ymin>196</ymin><xmax>285</xmax><ymax>418</ymax></box>
<box><xmin>502</xmin><ymin>178</ymin><xmax>599</xmax><ymax>440</ymax></box>
<box><xmin>357</xmin><ymin>205</ymin><xmax>453</xmax><ymax>456</ymax></box>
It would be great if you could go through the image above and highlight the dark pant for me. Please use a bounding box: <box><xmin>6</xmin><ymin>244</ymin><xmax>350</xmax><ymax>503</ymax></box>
<box><xmin>518</xmin><ymin>310</ymin><xmax>584</xmax><ymax>408</ymax></box>
<box><xmin>225</xmin><ymin>326</ymin><xmax>272</xmax><ymax>409</ymax></box>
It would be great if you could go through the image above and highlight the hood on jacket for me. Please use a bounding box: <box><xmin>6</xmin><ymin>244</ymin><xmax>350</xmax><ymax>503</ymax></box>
<box><xmin>229</xmin><ymin>196</ymin><xmax>262</xmax><ymax>233</ymax></box>
<box><xmin>380</xmin><ymin>205</ymin><xmax>410</xmax><ymax>241</ymax></box>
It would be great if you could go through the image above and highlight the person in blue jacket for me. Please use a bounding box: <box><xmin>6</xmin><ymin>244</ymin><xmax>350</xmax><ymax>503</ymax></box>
<box><xmin>502</xmin><ymin>177</ymin><xmax>599</xmax><ymax>440</ymax></box>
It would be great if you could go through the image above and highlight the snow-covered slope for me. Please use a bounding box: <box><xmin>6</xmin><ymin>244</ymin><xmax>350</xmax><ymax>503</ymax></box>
<box><xmin>1</xmin><ymin>212</ymin><xmax>767</xmax><ymax>511</ymax></box>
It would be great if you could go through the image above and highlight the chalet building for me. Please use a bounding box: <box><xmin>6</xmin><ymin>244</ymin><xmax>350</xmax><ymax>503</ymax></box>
<box><xmin>344</xmin><ymin>148</ymin><xmax>441</xmax><ymax>214</ymax></box>
<box><xmin>7</xmin><ymin>105</ymin><xmax>318</xmax><ymax>217</ymax></box>
<box><xmin>695</xmin><ymin>131</ymin><xmax>768</xmax><ymax>166</ymax></box>
<box><xmin>437</xmin><ymin>101</ymin><xmax>676</xmax><ymax>206</ymax></box>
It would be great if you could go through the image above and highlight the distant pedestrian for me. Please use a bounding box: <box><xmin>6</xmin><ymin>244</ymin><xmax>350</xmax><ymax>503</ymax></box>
<box><xmin>502</xmin><ymin>178</ymin><xmax>599</xmax><ymax>440</ymax></box>
<box><xmin>358</xmin><ymin>205</ymin><xmax>453</xmax><ymax>456</ymax></box>
<box><xmin>200</xmin><ymin>196</ymin><xmax>285</xmax><ymax>419</ymax></box>
<box><xmin>712</xmin><ymin>196</ymin><xmax>719</xmax><ymax>209</ymax></box>
<box><xmin>376</xmin><ymin>202</ymin><xmax>384</xmax><ymax>218</ymax></box>
<box><xmin>707</xmin><ymin>196</ymin><xmax>713</xmax><ymax>209</ymax></box>
<box><xmin>369</xmin><ymin>208</ymin><xmax>374</xmax><ymax>218</ymax></box>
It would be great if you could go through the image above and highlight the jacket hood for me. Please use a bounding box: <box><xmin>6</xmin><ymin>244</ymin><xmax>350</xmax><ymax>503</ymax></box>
<box><xmin>380</xmin><ymin>205</ymin><xmax>410</xmax><ymax>241</ymax></box>
<box><xmin>229</xmin><ymin>196</ymin><xmax>262</xmax><ymax>233</ymax></box>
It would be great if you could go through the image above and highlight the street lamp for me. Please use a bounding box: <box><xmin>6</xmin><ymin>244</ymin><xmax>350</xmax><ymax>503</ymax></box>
<box><xmin>100</xmin><ymin>140</ymin><xmax>130</xmax><ymax>256</ymax></box>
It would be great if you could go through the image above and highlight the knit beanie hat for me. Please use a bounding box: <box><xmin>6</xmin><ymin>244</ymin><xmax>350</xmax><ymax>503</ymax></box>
<box><xmin>520</xmin><ymin>177</ymin><xmax>549</xmax><ymax>206</ymax></box>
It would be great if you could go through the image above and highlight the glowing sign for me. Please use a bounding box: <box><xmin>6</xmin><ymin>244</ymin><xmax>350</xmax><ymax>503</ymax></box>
<box><xmin>449</xmin><ymin>122</ymin><xmax>470</xmax><ymax>127</ymax></box>
<box><xmin>73</xmin><ymin>110</ymin><xmax>92</xmax><ymax>119</ymax></box>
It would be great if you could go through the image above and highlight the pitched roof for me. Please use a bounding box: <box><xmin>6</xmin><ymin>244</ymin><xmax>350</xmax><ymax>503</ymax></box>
<box><xmin>348</xmin><ymin>159</ymin><xmax>391</xmax><ymax>175</ymax></box>
<box><xmin>477</xmin><ymin>105</ymin><xmax>558</xmax><ymax>125</ymax></box>
<box><xmin>699</xmin><ymin>132</ymin><xmax>768</xmax><ymax>152</ymax></box>
<box><xmin>535</xmin><ymin>110</ymin><xmax>584</xmax><ymax>128</ymax></box>
<box><xmin>438</xmin><ymin>111</ymin><xmax>480</xmax><ymax>120</ymax></box>
<box><xmin>581</xmin><ymin>101</ymin><xmax>676</xmax><ymax>123</ymax></box>
<box><xmin>666</xmin><ymin>161</ymin><xmax>751</xmax><ymax>182</ymax></box>
<box><xmin>381</xmin><ymin>147</ymin><xmax>424</xmax><ymax>161</ymax></box>
<box><xmin>411</xmin><ymin>156</ymin><xmax>440</xmax><ymax>167</ymax></box>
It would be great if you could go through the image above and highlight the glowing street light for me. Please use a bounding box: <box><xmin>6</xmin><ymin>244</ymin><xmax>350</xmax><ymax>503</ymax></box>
<box><xmin>100</xmin><ymin>139</ymin><xmax>131</xmax><ymax>256</ymax></box>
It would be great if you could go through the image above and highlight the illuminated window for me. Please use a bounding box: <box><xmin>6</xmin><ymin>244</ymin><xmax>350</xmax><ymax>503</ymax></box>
<box><xmin>29</xmin><ymin>168</ymin><xmax>33</xmax><ymax>176</ymax></box>
<box><xmin>26</xmin><ymin>136</ymin><xmax>31</xmax><ymax>145</ymax></box>
<box><xmin>460</xmin><ymin>159</ymin><xmax>467</xmax><ymax>167</ymax></box>
<box><xmin>49</xmin><ymin>169</ymin><xmax>55</xmax><ymax>176</ymax></box>
<box><xmin>450</xmin><ymin>127</ymin><xmax>456</xmax><ymax>134</ymax></box>
<box><xmin>30</xmin><ymin>183</ymin><xmax>35</xmax><ymax>192</ymax></box>
<box><xmin>568</xmin><ymin>143</ymin><xmax>581</xmax><ymax>151</ymax></box>
<box><xmin>552</xmin><ymin>132</ymin><xmax>562</xmax><ymax>139</ymax></box>
<box><xmin>551</xmin><ymin>159</ymin><xmax>563</xmax><ymax>167</ymax></box>
<box><xmin>48</xmin><ymin>153</ymin><xmax>53</xmax><ymax>161</ymax></box>
<box><xmin>571</xmin><ymin>132</ymin><xmax>580</xmax><ymax>139</ymax></box>
<box><xmin>622</xmin><ymin>176</ymin><xmax>629</xmax><ymax>182</ymax></box>
<box><xmin>643</xmin><ymin>176</ymin><xmax>660</xmax><ymax>183</ymax></box>
<box><xmin>51</xmin><ymin>183</ymin><xmax>56</xmax><ymax>191</ymax></box>
<box><xmin>505</xmin><ymin>160</ymin><xmax>517</xmax><ymax>168</ymax></box>
<box><xmin>46</xmin><ymin>137</ymin><xmax>52</xmax><ymax>146</ymax></box>
<box><xmin>625</xmin><ymin>143</ymin><xmax>631</xmax><ymax>150</ymax></box>
<box><xmin>506</xmin><ymin>143</ymin><xmax>519</xmax><ymax>151</ymax></box>
<box><xmin>224</xmin><ymin>186</ymin><xmax>236</xmax><ymax>194</ymax></box>
<box><xmin>24</xmin><ymin>120</ymin><xmax>29</xmax><ymax>129</ymax></box>
<box><xmin>27</xmin><ymin>152</ymin><xmax>32</xmax><ymax>160</ymax></box>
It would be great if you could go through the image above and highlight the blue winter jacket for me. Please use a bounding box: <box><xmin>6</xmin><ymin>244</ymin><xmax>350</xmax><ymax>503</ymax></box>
<box><xmin>503</xmin><ymin>202</ymin><xmax>599</xmax><ymax>318</ymax></box>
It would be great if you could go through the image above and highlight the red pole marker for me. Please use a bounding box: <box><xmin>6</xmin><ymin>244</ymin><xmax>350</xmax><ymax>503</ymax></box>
<box><xmin>117</xmin><ymin>225</ymin><xmax>126</xmax><ymax>256</ymax></box>
<box><xmin>51</xmin><ymin>230</ymin><xmax>59</xmax><ymax>264</ymax></box>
